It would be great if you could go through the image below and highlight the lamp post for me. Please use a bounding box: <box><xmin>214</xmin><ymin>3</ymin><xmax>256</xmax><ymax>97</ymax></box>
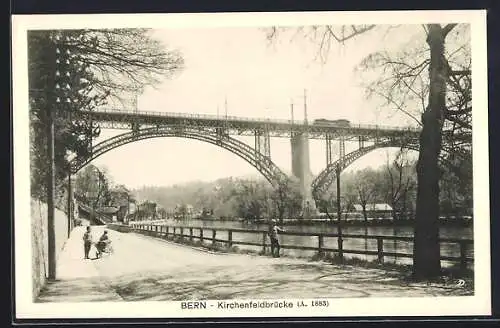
<box><xmin>336</xmin><ymin>163</ymin><xmax>344</xmax><ymax>264</ymax></box>
<box><xmin>66</xmin><ymin>151</ymin><xmax>76</xmax><ymax>237</ymax></box>
<box><xmin>126</xmin><ymin>193</ymin><xmax>130</xmax><ymax>225</ymax></box>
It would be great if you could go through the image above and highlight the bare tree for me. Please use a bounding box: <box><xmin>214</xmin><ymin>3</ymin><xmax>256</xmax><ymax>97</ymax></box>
<box><xmin>266</xmin><ymin>23</ymin><xmax>471</xmax><ymax>278</ymax></box>
<box><xmin>63</xmin><ymin>29</ymin><xmax>184</xmax><ymax>104</ymax></box>
<box><xmin>383</xmin><ymin>149</ymin><xmax>417</xmax><ymax>221</ymax></box>
<box><xmin>353</xmin><ymin>168</ymin><xmax>378</xmax><ymax>222</ymax></box>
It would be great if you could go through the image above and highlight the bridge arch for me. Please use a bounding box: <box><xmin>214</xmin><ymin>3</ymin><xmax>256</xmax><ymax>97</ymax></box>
<box><xmin>70</xmin><ymin>126</ymin><xmax>288</xmax><ymax>188</ymax></box>
<box><xmin>312</xmin><ymin>141</ymin><xmax>420</xmax><ymax>202</ymax></box>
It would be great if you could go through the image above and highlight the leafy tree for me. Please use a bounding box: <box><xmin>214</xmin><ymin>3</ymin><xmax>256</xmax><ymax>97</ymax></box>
<box><xmin>270</xmin><ymin>177</ymin><xmax>302</xmax><ymax>222</ymax></box>
<box><xmin>74</xmin><ymin>164</ymin><xmax>110</xmax><ymax>208</ymax></box>
<box><xmin>232</xmin><ymin>179</ymin><xmax>269</xmax><ymax>221</ymax></box>
<box><xmin>29</xmin><ymin>29</ymin><xmax>184</xmax><ymax>203</ymax></box>
<box><xmin>29</xmin><ymin>31</ymin><xmax>105</xmax><ymax>201</ymax></box>
<box><xmin>108</xmin><ymin>184</ymin><xmax>131</xmax><ymax>208</ymax></box>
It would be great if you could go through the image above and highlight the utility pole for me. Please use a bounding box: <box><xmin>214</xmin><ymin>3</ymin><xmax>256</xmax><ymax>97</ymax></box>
<box><xmin>46</xmin><ymin>93</ymin><xmax>57</xmax><ymax>280</ymax></box>
<box><xmin>303</xmin><ymin>89</ymin><xmax>308</xmax><ymax>125</ymax></box>
<box><xmin>67</xmin><ymin>171</ymin><xmax>72</xmax><ymax>237</ymax></box>
<box><xmin>46</xmin><ymin>32</ymin><xmax>64</xmax><ymax>280</ymax></box>
<box><xmin>224</xmin><ymin>95</ymin><xmax>228</xmax><ymax>130</ymax></box>
<box><xmin>336</xmin><ymin>163</ymin><xmax>343</xmax><ymax>263</ymax></box>
<box><xmin>224</xmin><ymin>96</ymin><xmax>228</xmax><ymax>120</ymax></box>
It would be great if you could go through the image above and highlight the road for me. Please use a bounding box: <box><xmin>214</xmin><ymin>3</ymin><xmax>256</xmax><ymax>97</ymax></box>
<box><xmin>36</xmin><ymin>225</ymin><xmax>472</xmax><ymax>302</ymax></box>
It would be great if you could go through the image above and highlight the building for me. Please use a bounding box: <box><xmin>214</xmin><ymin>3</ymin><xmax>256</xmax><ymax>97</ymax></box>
<box><xmin>137</xmin><ymin>201</ymin><xmax>157</xmax><ymax>220</ymax></box>
<box><xmin>353</xmin><ymin>203</ymin><xmax>393</xmax><ymax>219</ymax></box>
<box><xmin>174</xmin><ymin>204</ymin><xmax>195</xmax><ymax>220</ymax></box>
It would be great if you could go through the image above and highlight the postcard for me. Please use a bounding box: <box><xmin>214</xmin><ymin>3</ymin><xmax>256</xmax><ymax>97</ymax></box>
<box><xmin>12</xmin><ymin>10</ymin><xmax>490</xmax><ymax>319</ymax></box>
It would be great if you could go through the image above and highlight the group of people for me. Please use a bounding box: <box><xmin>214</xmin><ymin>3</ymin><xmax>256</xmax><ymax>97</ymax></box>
<box><xmin>82</xmin><ymin>226</ymin><xmax>111</xmax><ymax>259</ymax></box>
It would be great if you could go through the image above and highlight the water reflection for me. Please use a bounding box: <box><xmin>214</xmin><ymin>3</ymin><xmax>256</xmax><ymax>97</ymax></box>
<box><xmin>155</xmin><ymin>218</ymin><xmax>473</xmax><ymax>267</ymax></box>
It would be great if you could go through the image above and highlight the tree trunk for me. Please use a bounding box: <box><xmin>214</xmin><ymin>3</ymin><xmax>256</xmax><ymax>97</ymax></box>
<box><xmin>413</xmin><ymin>24</ymin><xmax>448</xmax><ymax>279</ymax></box>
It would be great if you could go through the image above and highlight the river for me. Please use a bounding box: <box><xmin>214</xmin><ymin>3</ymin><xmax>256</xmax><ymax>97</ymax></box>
<box><xmin>155</xmin><ymin>218</ymin><xmax>473</xmax><ymax>268</ymax></box>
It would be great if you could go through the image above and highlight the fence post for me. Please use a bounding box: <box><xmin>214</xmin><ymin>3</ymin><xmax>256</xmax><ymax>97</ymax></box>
<box><xmin>318</xmin><ymin>234</ymin><xmax>324</xmax><ymax>256</ymax></box>
<box><xmin>228</xmin><ymin>230</ymin><xmax>233</xmax><ymax>248</ymax></box>
<box><xmin>262</xmin><ymin>232</ymin><xmax>267</xmax><ymax>254</ymax></box>
<box><xmin>190</xmin><ymin>228</ymin><xmax>193</xmax><ymax>242</ymax></box>
<box><xmin>377</xmin><ymin>237</ymin><xmax>384</xmax><ymax>263</ymax></box>
<box><xmin>212</xmin><ymin>229</ymin><xmax>217</xmax><ymax>245</ymax></box>
<box><xmin>180</xmin><ymin>227</ymin><xmax>184</xmax><ymax>240</ymax></box>
<box><xmin>459</xmin><ymin>240</ymin><xmax>468</xmax><ymax>271</ymax></box>
<box><xmin>173</xmin><ymin>227</ymin><xmax>176</xmax><ymax>237</ymax></box>
<box><xmin>338</xmin><ymin>235</ymin><xmax>344</xmax><ymax>263</ymax></box>
<box><xmin>200</xmin><ymin>229</ymin><xmax>204</xmax><ymax>243</ymax></box>
<box><xmin>166</xmin><ymin>225</ymin><xmax>169</xmax><ymax>238</ymax></box>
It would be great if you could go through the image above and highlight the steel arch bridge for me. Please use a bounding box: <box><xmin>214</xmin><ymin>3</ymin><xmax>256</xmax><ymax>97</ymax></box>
<box><xmin>69</xmin><ymin>126</ymin><xmax>289</xmax><ymax>188</ymax></box>
<box><xmin>312</xmin><ymin>140</ymin><xmax>420</xmax><ymax>201</ymax></box>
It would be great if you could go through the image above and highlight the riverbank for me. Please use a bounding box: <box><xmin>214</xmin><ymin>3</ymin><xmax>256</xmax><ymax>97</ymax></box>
<box><xmin>174</xmin><ymin>217</ymin><xmax>473</xmax><ymax>228</ymax></box>
<box><xmin>127</xmin><ymin>223</ymin><xmax>474</xmax><ymax>287</ymax></box>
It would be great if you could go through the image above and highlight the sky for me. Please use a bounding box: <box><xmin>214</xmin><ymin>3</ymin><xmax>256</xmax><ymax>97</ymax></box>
<box><xmin>91</xmin><ymin>26</ymin><xmax>423</xmax><ymax>188</ymax></box>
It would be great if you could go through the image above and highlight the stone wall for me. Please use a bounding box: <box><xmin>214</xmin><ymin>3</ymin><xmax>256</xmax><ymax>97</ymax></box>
<box><xmin>31</xmin><ymin>198</ymin><xmax>69</xmax><ymax>301</ymax></box>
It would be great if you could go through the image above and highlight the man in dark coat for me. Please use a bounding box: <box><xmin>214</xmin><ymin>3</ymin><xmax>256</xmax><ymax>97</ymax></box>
<box><xmin>268</xmin><ymin>220</ymin><xmax>285</xmax><ymax>258</ymax></box>
<box><xmin>82</xmin><ymin>226</ymin><xmax>93</xmax><ymax>259</ymax></box>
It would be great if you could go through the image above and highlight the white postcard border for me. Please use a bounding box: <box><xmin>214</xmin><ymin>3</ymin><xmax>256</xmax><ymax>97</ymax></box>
<box><xmin>12</xmin><ymin>10</ymin><xmax>490</xmax><ymax>319</ymax></box>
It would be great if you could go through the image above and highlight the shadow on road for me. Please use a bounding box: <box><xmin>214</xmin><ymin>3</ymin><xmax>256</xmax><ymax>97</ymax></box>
<box><xmin>99</xmin><ymin>262</ymin><xmax>472</xmax><ymax>301</ymax></box>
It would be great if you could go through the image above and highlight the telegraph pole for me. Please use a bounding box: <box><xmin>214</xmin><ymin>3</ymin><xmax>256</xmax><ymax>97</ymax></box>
<box><xmin>224</xmin><ymin>95</ymin><xmax>228</xmax><ymax>128</ymax></box>
<box><xmin>46</xmin><ymin>32</ymin><xmax>64</xmax><ymax>280</ymax></box>
<box><xmin>67</xmin><ymin>171</ymin><xmax>72</xmax><ymax>237</ymax></box>
<box><xmin>303</xmin><ymin>89</ymin><xmax>308</xmax><ymax>125</ymax></box>
<box><xmin>336</xmin><ymin>162</ymin><xmax>343</xmax><ymax>264</ymax></box>
<box><xmin>46</xmin><ymin>98</ymin><xmax>56</xmax><ymax>280</ymax></box>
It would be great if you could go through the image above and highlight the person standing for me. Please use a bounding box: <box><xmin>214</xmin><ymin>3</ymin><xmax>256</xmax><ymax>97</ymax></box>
<box><xmin>83</xmin><ymin>226</ymin><xmax>93</xmax><ymax>259</ymax></box>
<box><xmin>268</xmin><ymin>220</ymin><xmax>285</xmax><ymax>258</ymax></box>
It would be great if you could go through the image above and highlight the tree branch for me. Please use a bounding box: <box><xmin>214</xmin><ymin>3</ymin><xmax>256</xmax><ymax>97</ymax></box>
<box><xmin>442</xmin><ymin>24</ymin><xmax>458</xmax><ymax>37</ymax></box>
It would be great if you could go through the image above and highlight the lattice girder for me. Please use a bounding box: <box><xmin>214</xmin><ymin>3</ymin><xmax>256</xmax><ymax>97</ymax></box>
<box><xmin>312</xmin><ymin>139</ymin><xmax>420</xmax><ymax>202</ymax></box>
<box><xmin>70</xmin><ymin>126</ymin><xmax>288</xmax><ymax>189</ymax></box>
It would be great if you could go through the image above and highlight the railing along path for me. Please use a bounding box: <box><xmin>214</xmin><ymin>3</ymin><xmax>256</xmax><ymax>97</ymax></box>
<box><xmin>129</xmin><ymin>223</ymin><xmax>473</xmax><ymax>270</ymax></box>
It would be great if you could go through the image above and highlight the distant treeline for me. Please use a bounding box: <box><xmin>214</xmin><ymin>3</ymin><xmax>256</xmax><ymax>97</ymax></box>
<box><xmin>132</xmin><ymin>152</ymin><xmax>472</xmax><ymax>222</ymax></box>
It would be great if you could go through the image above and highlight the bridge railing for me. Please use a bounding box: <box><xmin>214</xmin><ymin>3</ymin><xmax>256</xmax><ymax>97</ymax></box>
<box><xmin>129</xmin><ymin>223</ymin><xmax>473</xmax><ymax>270</ymax></box>
<box><xmin>85</xmin><ymin>108</ymin><xmax>421</xmax><ymax>133</ymax></box>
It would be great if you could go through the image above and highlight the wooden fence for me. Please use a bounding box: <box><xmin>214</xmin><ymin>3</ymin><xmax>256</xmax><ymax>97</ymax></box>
<box><xmin>130</xmin><ymin>223</ymin><xmax>474</xmax><ymax>270</ymax></box>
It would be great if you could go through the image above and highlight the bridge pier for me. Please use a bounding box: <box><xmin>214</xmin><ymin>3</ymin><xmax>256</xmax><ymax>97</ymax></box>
<box><xmin>254</xmin><ymin>129</ymin><xmax>271</xmax><ymax>158</ymax></box>
<box><xmin>291</xmin><ymin>132</ymin><xmax>317</xmax><ymax>218</ymax></box>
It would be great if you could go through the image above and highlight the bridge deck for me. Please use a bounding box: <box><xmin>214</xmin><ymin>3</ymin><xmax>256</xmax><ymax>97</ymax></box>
<box><xmin>37</xmin><ymin>225</ymin><xmax>470</xmax><ymax>302</ymax></box>
<box><xmin>78</xmin><ymin>109</ymin><xmax>422</xmax><ymax>140</ymax></box>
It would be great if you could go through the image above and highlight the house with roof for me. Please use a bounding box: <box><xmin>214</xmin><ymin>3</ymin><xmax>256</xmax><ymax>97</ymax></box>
<box><xmin>352</xmin><ymin>203</ymin><xmax>393</xmax><ymax>219</ymax></box>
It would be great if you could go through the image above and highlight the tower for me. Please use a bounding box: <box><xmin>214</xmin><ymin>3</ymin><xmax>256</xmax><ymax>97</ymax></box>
<box><xmin>290</xmin><ymin>89</ymin><xmax>317</xmax><ymax>219</ymax></box>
